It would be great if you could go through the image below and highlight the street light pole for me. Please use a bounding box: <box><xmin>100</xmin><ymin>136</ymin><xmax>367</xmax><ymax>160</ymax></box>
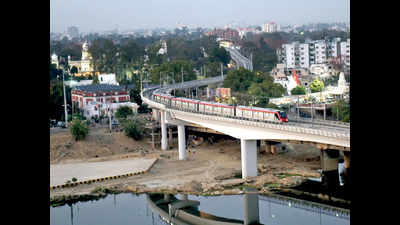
<box><xmin>181</xmin><ymin>66</ymin><xmax>184</xmax><ymax>85</ymax></box>
<box><xmin>63</xmin><ymin>69</ymin><xmax>68</xmax><ymax>128</ymax></box>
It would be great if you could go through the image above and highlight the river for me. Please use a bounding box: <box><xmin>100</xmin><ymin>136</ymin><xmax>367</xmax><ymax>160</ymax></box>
<box><xmin>50</xmin><ymin>192</ymin><xmax>350</xmax><ymax>225</ymax></box>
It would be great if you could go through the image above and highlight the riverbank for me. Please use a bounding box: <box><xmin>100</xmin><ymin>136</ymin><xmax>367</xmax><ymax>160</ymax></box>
<box><xmin>50</xmin><ymin>127</ymin><xmax>349</xmax><ymax>208</ymax></box>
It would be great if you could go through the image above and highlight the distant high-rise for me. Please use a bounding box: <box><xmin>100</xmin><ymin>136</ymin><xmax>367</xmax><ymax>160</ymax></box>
<box><xmin>262</xmin><ymin>22</ymin><xmax>279</xmax><ymax>33</ymax></box>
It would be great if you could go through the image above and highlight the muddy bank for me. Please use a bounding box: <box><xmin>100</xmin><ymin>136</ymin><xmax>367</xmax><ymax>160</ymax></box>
<box><xmin>50</xmin><ymin>129</ymin><xmax>349</xmax><ymax>208</ymax></box>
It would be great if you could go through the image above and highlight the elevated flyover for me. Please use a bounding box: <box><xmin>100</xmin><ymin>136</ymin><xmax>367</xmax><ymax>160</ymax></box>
<box><xmin>141</xmin><ymin>76</ymin><xmax>350</xmax><ymax>179</ymax></box>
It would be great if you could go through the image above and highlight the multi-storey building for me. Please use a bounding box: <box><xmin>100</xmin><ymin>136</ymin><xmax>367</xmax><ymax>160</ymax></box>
<box><xmin>262</xmin><ymin>22</ymin><xmax>279</xmax><ymax>33</ymax></box>
<box><xmin>205</xmin><ymin>28</ymin><xmax>239</xmax><ymax>41</ymax></box>
<box><xmin>314</xmin><ymin>41</ymin><xmax>327</xmax><ymax>64</ymax></box>
<box><xmin>72</xmin><ymin>84</ymin><xmax>130</xmax><ymax>109</ymax></box>
<box><xmin>279</xmin><ymin>42</ymin><xmax>310</xmax><ymax>69</ymax></box>
<box><xmin>279</xmin><ymin>38</ymin><xmax>350</xmax><ymax>72</ymax></box>
<box><xmin>340</xmin><ymin>39</ymin><xmax>350</xmax><ymax>72</ymax></box>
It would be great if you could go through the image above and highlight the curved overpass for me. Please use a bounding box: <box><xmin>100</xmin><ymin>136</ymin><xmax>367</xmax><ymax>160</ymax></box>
<box><xmin>141</xmin><ymin>76</ymin><xmax>350</xmax><ymax>178</ymax></box>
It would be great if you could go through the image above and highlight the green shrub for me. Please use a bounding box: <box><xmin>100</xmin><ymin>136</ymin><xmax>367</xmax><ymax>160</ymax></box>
<box><xmin>70</xmin><ymin>119</ymin><xmax>89</xmax><ymax>141</ymax></box>
<box><xmin>115</xmin><ymin>106</ymin><xmax>134</xmax><ymax>119</ymax></box>
<box><xmin>121</xmin><ymin>117</ymin><xmax>144</xmax><ymax>140</ymax></box>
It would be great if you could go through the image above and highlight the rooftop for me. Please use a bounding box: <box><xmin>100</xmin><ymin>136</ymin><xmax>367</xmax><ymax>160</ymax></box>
<box><xmin>73</xmin><ymin>84</ymin><xmax>125</xmax><ymax>93</ymax></box>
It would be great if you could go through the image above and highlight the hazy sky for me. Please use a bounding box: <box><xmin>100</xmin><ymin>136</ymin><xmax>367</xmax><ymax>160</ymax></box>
<box><xmin>50</xmin><ymin>0</ymin><xmax>350</xmax><ymax>33</ymax></box>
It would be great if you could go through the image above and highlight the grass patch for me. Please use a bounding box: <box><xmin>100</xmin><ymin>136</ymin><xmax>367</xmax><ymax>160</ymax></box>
<box><xmin>237</xmin><ymin>184</ymin><xmax>257</xmax><ymax>190</ymax></box>
<box><xmin>263</xmin><ymin>183</ymin><xmax>281</xmax><ymax>188</ymax></box>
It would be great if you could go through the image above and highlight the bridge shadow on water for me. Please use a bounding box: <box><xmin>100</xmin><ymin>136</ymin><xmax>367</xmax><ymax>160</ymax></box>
<box><xmin>275</xmin><ymin>173</ymin><xmax>351</xmax><ymax>210</ymax></box>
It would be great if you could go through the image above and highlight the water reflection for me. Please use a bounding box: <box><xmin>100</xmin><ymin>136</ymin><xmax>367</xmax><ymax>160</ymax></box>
<box><xmin>50</xmin><ymin>192</ymin><xmax>349</xmax><ymax>225</ymax></box>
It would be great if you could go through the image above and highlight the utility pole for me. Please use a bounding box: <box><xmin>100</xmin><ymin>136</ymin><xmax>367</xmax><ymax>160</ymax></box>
<box><xmin>181</xmin><ymin>67</ymin><xmax>184</xmax><ymax>85</ymax></box>
<box><xmin>108</xmin><ymin>104</ymin><xmax>112</xmax><ymax>132</ymax></box>
<box><xmin>160</xmin><ymin>71</ymin><xmax>162</xmax><ymax>87</ymax></box>
<box><xmin>63</xmin><ymin>69</ymin><xmax>68</xmax><ymax>128</ymax></box>
<box><xmin>220</xmin><ymin>62</ymin><xmax>223</xmax><ymax>77</ymax></box>
<box><xmin>297</xmin><ymin>96</ymin><xmax>300</xmax><ymax>119</ymax></box>
<box><xmin>140</xmin><ymin>72</ymin><xmax>143</xmax><ymax>94</ymax></box>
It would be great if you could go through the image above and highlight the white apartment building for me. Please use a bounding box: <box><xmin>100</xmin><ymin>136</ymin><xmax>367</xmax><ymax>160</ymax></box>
<box><xmin>280</xmin><ymin>42</ymin><xmax>310</xmax><ymax>69</ymax></box>
<box><xmin>279</xmin><ymin>38</ymin><xmax>350</xmax><ymax>71</ymax></box>
<box><xmin>314</xmin><ymin>41</ymin><xmax>327</xmax><ymax>64</ymax></box>
<box><xmin>340</xmin><ymin>39</ymin><xmax>350</xmax><ymax>67</ymax></box>
<box><xmin>262</xmin><ymin>22</ymin><xmax>279</xmax><ymax>33</ymax></box>
<box><xmin>298</xmin><ymin>43</ymin><xmax>310</xmax><ymax>68</ymax></box>
<box><xmin>99</xmin><ymin>73</ymin><xmax>119</xmax><ymax>85</ymax></box>
<box><xmin>327</xmin><ymin>37</ymin><xmax>341</xmax><ymax>58</ymax></box>
<box><xmin>282</xmin><ymin>43</ymin><xmax>296</xmax><ymax>68</ymax></box>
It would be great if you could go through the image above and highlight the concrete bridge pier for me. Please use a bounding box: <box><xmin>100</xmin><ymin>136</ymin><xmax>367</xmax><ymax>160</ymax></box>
<box><xmin>160</xmin><ymin>110</ymin><xmax>168</xmax><ymax>150</ymax></box>
<box><xmin>320</xmin><ymin>149</ymin><xmax>340</xmax><ymax>189</ymax></box>
<box><xmin>178</xmin><ymin>124</ymin><xmax>186</xmax><ymax>160</ymax></box>
<box><xmin>152</xmin><ymin>109</ymin><xmax>160</xmax><ymax>121</ymax></box>
<box><xmin>343</xmin><ymin>151</ymin><xmax>351</xmax><ymax>186</ymax></box>
<box><xmin>241</xmin><ymin>139</ymin><xmax>258</xmax><ymax>179</ymax></box>
<box><xmin>206</xmin><ymin>86</ymin><xmax>210</xmax><ymax>99</ymax></box>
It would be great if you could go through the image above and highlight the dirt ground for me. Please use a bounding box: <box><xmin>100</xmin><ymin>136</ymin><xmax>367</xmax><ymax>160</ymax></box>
<box><xmin>50</xmin><ymin>121</ymin><xmax>322</xmax><ymax>199</ymax></box>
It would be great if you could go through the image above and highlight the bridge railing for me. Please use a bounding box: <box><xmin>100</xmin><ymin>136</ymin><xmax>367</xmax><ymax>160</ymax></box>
<box><xmin>168</xmin><ymin>109</ymin><xmax>350</xmax><ymax>141</ymax></box>
<box><xmin>289</xmin><ymin>117</ymin><xmax>350</xmax><ymax>127</ymax></box>
<box><xmin>141</xmin><ymin>78</ymin><xmax>350</xmax><ymax>142</ymax></box>
<box><xmin>259</xmin><ymin>195</ymin><xmax>350</xmax><ymax>220</ymax></box>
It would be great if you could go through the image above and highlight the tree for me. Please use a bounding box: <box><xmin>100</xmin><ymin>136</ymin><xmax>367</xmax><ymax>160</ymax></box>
<box><xmin>209</xmin><ymin>47</ymin><xmax>231</xmax><ymax>65</ymax></box>
<box><xmin>149</xmin><ymin>60</ymin><xmax>196</xmax><ymax>85</ymax></box>
<box><xmin>92</xmin><ymin>74</ymin><xmax>99</xmax><ymax>84</ymax></box>
<box><xmin>223</xmin><ymin>68</ymin><xmax>255</xmax><ymax>92</ymax></box>
<box><xmin>121</xmin><ymin>116</ymin><xmax>145</xmax><ymax>140</ymax></box>
<box><xmin>290</xmin><ymin>86</ymin><xmax>306</xmax><ymax>95</ymax></box>
<box><xmin>309</xmin><ymin>79</ymin><xmax>325</xmax><ymax>93</ymax></box>
<box><xmin>88</xmin><ymin>38</ymin><xmax>118</xmax><ymax>73</ymax></box>
<box><xmin>115</xmin><ymin>106</ymin><xmax>134</xmax><ymax>119</ymax></box>
<box><xmin>50</xmin><ymin>64</ymin><xmax>62</xmax><ymax>80</ymax></box>
<box><xmin>70</xmin><ymin>119</ymin><xmax>89</xmax><ymax>141</ymax></box>
<box><xmin>70</xmin><ymin>66</ymin><xmax>78</xmax><ymax>75</ymax></box>
<box><xmin>332</xmin><ymin>100</ymin><xmax>350</xmax><ymax>122</ymax></box>
<box><xmin>129</xmin><ymin>89</ymin><xmax>142</xmax><ymax>105</ymax></box>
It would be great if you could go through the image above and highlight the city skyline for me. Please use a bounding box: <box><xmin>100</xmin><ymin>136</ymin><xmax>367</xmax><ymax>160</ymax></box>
<box><xmin>50</xmin><ymin>0</ymin><xmax>350</xmax><ymax>33</ymax></box>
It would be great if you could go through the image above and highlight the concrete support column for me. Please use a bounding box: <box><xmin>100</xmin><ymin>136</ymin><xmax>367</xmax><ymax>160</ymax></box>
<box><xmin>320</xmin><ymin>149</ymin><xmax>340</xmax><ymax>189</ymax></box>
<box><xmin>164</xmin><ymin>194</ymin><xmax>170</xmax><ymax>201</ymax></box>
<box><xmin>241</xmin><ymin>139</ymin><xmax>258</xmax><ymax>179</ymax></box>
<box><xmin>160</xmin><ymin>111</ymin><xmax>168</xmax><ymax>151</ymax></box>
<box><xmin>206</xmin><ymin>86</ymin><xmax>210</xmax><ymax>99</ymax></box>
<box><xmin>243</xmin><ymin>191</ymin><xmax>259</xmax><ymax>225</ymax></box>
<box><xmin>152</xmin><ymin>109</ymin><xmax>159</xmax><ymax>121</ymax></box>
<box><xmin>168</xmin><ymin>127</ymin><xmax>173</xmax><ymax>146</ymax></box>
<box><xmin>178</xmin><ymin>124</ymin><xmax>186</xmax><ymax>160</ymax></box>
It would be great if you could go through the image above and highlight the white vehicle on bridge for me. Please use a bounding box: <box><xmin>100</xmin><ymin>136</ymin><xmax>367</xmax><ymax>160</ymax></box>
<box><xmin>236</xmin><ymin>106</ymin><xmax>288</xmax><ymax>122</ymax></box>
<box><xmin>171</xmin><ymin>97</ymin><xmax>200</xmax><ymax>112</ymax></box>
<box><xmin>198</xmin><ymin>101</ymin><xmax>235</xmax><ymax>117</ymax></box>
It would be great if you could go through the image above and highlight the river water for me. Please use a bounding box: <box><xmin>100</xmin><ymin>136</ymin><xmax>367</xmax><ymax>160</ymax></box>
<box><xmin>50</xmin><ymin>193</ymin><xmax>350</xmax><ymax>225</ymax></box>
